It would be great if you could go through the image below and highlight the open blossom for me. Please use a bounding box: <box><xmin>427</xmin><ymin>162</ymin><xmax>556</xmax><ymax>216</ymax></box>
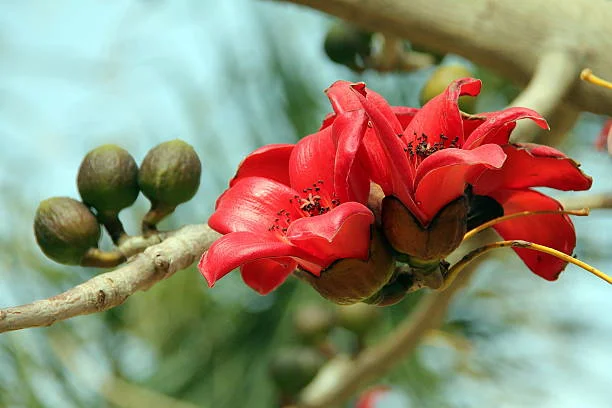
<box><xmin>198</xmin><ymin>118</ymin><xmax>393</xmax><ymax>299</ymax></box>
<box><xmin>324</xmin><ymin>78</ymin><xmax>547</xmax><ymax>261</ymax></box>
<box><xmin>199</xmin><ymin>77</ymin><xmax>593</xmax><ymax>299</ymax></box>
<box><xmin>324</xmin><ymin>78</ymin><xmax>591</xmax><ymax>279</ymax></box>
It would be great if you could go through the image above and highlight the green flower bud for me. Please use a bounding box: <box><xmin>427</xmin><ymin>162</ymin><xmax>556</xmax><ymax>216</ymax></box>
<box><xmin>324</xmin><ymin>20</ymin><xmax>372</xmax><ymax>71</ymax></box>
<box><xmin>138</xmin><ymin>140</ymin><xmax>201</xmax><ymax>208</ymax></box>
<box><xmin>296</xmin><ymin>229</ymin><xmax>395</xmax><ymax>305</ymax></box>
<box><xmin>294</xmin><ymin>304</ymin><xmax>335</xmax><ymax>345</ymax></box>
<box><xmin>381</xmin><ymin>195</ymin><xmax>468</xmax><ymax>262</ymax></box>
<box><xmin>34</xmin><ymin>197</ymin><xmax>101</xmax><ymax>265</ymax></box>
<box><xmin>269</xmin><ymin>347</ymin><xmax>326</xmax><ymax>396</ymax></box>
<box><xmin>77</xmin><ymin>144</ymin><xmax>139</xmax><ymax>214</ymax></box>
<box><xmin>336</xmin><ymin>303</ymin><xmax>381</xmax><ymax>335</ymax></box>
<box><xmin>420</xmin><ymin>65</ymin><xmax>476</xmax><ymax>113</ymax></box>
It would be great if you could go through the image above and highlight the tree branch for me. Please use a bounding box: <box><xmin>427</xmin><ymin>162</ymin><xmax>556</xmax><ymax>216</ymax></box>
<box><xmin>280</xmin><ymin>0</ymin><xmax>612</xmax><ymax>116</ymax></box>
<box><xmin>298</xmin><ymin>262</ymin><xmax>477</xmax><ymax>408</ymax></box>
<box><xmin>0</xmin><ymin>224</ymin><xmax>220</xmax><ymax>334</ymax></box>
<box><xmin>509</xmin><ymin>50</ymin><xmax>581</xmax><ymax>142</ymax></box>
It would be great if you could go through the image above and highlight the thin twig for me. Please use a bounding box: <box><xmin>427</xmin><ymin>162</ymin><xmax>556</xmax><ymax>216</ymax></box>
<box><xmin>0</xmin><ymin>224</ymin><xmax>220</xmax><ymax>333</ymax></box>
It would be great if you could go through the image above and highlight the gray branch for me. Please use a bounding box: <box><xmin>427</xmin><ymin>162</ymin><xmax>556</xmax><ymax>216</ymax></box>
<box><xmin>0</xmin><ymin>224</ymin><xmax>220</xmax><ymax>333</ymax></box>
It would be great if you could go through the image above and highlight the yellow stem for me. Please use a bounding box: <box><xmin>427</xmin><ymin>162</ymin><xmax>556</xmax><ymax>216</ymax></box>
<box><xmin>464</xmin><ymin>208</ymin><xmax>589</xmax><ymax>241</ymax></box>
<box><xmin>580</xmin><ymin>68</ymin><xmax>612</xmax><ymax>90</ymax></box>
<box><xmin>440</xmin><ymin>239</ymin><xmax>611</xmax><ymax>291</ymax></box>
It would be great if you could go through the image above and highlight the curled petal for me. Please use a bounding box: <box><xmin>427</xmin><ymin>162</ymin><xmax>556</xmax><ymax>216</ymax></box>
<box><xmin>211</xmin><ymin>177</ymin><xmax>300</xmax><ymax>234</ymax></box>
<box><xmin>473</xmin><ymin>144</ymin><xmax>593</xmax><ymax>195</ymax></box>
<box><xmin>359</xmin><ymin>128</ymin><xmax>394</xmax><ymax>194</ymax></box>
<box><xmin>487</xmin><ymin>189</ymin><xmax>576</xmax><ymax>280</ymax></box>
<box><xmin>286</xmin><ymin>202</ymin><xmax>375</xmax><ymax>273</ymax></box>
<box><xmin>414</xmin><ymin>144</ymin><xmax>506</xmax><ymax>223</ymax></box>
<box><xmin>326</xmin><ymin>81</ymin><xmax>406</xmax><ymax>133</ymax></box>
<box><xmin>404</xmin><ymin>78</ymin><xmax>482</xmax><ymax>148</ymax></box>
<box><xmin>349</xmin><ymin>83</ymin><xmax>424</xmax><ymax>220</ymax></box>
<box><xmin>230</xmin><ymin>144</ymin><xmax>294</xmax><ymax>187</ymax></box>
<box><xmin>241</xmin><ymin>258</ymin><xmax>297</xmax><ymax>295</ymax></box>
<box><xmin>198</xmin><ymin>231</ymin><xmax>316</xmax><ymax>289</ymax></box>
<box><xmin>331</xmin><ymin>110</ymin><xmax>371</xmax><ymax>203</ymax></box>
<box><xmin>463</xmin><ymin>108</ymin><xmax>549</xmax><ymax>149</ymax></box>
<box><xmin>325</xmin><ymin>80</ymin><xmax>364</xmax><ymax>113</ymax></box>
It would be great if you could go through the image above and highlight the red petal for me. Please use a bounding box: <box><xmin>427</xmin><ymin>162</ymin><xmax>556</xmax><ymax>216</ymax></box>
<box><xmin>229</xmin><ymin>144</ymin><xmax>294</xmax><ymax>187</ymax></box>
<box><xmin>348</xmin><ymin>84</ymin><xmax>423</xmax><ymax>219</ymax></box>
<box><xmin>286</xmin><ymin>202</ymin><xmax>374</xmax><ymax>273</ymax></box>
<box><xmin>463</xmin><ymin>108</ymin><xmax>548</xmax><ymax>149</ymax></box>
<box><xmin>326</xmin><ymin>81</ymin><xmax>406</xmax><ymax>131</ymax></box>
<box><xmin>289</xmin><ymin>127</ymin><xmax>339</xmax><ymax>199</ymax></box>
<box><xmin>210</xmin><ymin>177</ymin><xmax>300</xmax><ymax>234</ymax></box>
<box><xmin>487</xmin><ymin>189</ymin><xmax>576</xmax><ymax>280</ymax></box>
<box><xmin>198</xmin><ymin>231</ymin><xmax>313</xmax><ymax>288</ymax></box>
<box><xmin>359</xmin><ymin>128</ymin><xmax>394</xmax><ymax>194</ymax></box>
<box><xmin>320</xmin><ymin>106</ymin><xmax>418</xmax><ymax>132</ymax></box>
<box><xmin>240</xmin><ymin>258</ymin><xmax>297</xmax><ymax>295</ymax></box>
<box><xmin>320</xmin><ymin>112</ymin><xmax>336</xmax><ymax>130</ymax></box>
<box><xmin>404</xmin><ymin>78</ymin><xmax>481</xmax><ymax>148</ymax></box>
<box><xmin>331</xmin><ymin>110</ymin><xmax>371</xmax><ymax>203</ymax></box>
<box><xmin>325</xmin><ymin>80</ymin><xmax>364</xmax><ymax>113</ymax></box>
<box><xmin>473</xmin><ymin>144</ymin><xmax>592</xmax><ymax>195</ymax></box>
<box><xmin>414</xmin><ymin>144</ymin><xmax>506</xmax><ymax>222</ymax></box>
<box><xmin>393</xmin><ymin>106</ymin><xmax>419</xmax><ymax>129</ymax></box>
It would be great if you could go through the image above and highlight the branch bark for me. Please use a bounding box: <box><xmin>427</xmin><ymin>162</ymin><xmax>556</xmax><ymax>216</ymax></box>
<box><xmin>281</xmin><ymin>0</ymin><xmax>612</xmax><ymax>116</ymax></box>
<box><xmin>0</xmin><ymin>224</ymin><xmax>220</xmax><ymax>333</ymax></box>
<box><xmin>509</xmin><ymin>50</ymin><xmax>580</xmax><ymax>142</ymax></box>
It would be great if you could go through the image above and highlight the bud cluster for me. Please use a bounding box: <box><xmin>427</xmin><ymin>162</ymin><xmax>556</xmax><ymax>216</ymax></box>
<box><xmin>34</xmin><ymin>140</ymin><xmax>201</xmax><ymax>267</ymax></box>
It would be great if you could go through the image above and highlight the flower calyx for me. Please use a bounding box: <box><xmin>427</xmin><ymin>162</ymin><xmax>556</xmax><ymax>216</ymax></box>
<box><xmin>381</xmin><ymin>195</ymin><xmax>468</xmax><ymax>262</ymax></box>
<box><xmin>295</xmin><ymin>228</ymin><xmax>395</xmax><ymax>305</ymax></box>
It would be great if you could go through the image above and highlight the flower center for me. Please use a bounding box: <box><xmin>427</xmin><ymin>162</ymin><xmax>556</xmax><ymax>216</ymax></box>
<box><xmin>267</xmin><ymin>180</ymin><xmax>340</xmax><ymax>234</ymax></box>
<box><xmin>404</xmin><ymin>133</ymin><xmax>459</xmax><ymax>163</ymax></box>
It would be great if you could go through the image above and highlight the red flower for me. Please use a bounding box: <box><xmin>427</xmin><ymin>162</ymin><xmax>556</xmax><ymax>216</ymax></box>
<box><xmin>326</xmin><ymin>78</ymin><xmax>550</xmax><ymax>224</ymax></box>
<box><xmin>198</xmin><ymin>123</ymin><xmax>376</xmax><ymax>295</ymax></box>
<box><xmin>325</xmin><ymin>78</ymin><xmax>592</xmax><ymax>279</ymax></box>
<box><xmin>471</xmin><ymin>143</ymin><xmax>592</xmax><ymax>280</ymax></box>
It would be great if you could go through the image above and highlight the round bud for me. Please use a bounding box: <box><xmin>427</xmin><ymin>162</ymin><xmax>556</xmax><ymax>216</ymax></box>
<box><xmin>138</xmin><ymin>140</ymin><xmax>201</xmax><ymax>208</ymax></box>
<box><xmin>381</xmin><ymin>195</ymin><xmax>468</xmax><ymax>262</ymax></box>
<box><xmin>34</xmin><ymin>197</ymin><xmax>101</xmax><ymax>265</ymax></box>
<box><xmin>294</xmin><ymin>304</ymin><xmax>335</xmax><ymax>345</ymax></box>
<box><xmin>296</xmin><ymin>229</ymin><xmax>395</xmax><ymax>305</ymax></box>
<box><xmin>336</xmin><ymin>303</ymin><xmax>382</xmax><ymax>336</ymax></box>
<box><xmin>269</xmin><ymin>347</ymin><xmax>326</xmax><ymax>396</ymax></box>
<box><xmin>420</xmin><ymin>65</ymin><xmax>476</xmax><ymax>113</ymax></box>
<box><xmin>77</xmin><ymin>144</ymin><xmax>139</xmax><ymax>214</ymax></box>
<box><xmin>324</xmin><ymin>20</ymin><xmax>372</xmax><ymax>70</ymax></box>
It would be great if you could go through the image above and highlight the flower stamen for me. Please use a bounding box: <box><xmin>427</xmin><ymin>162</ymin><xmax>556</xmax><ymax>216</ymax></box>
<box><xmin>440</xmin><ymin>239</ymin><xmax>612</xmax><ymax>291</ymax></box>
